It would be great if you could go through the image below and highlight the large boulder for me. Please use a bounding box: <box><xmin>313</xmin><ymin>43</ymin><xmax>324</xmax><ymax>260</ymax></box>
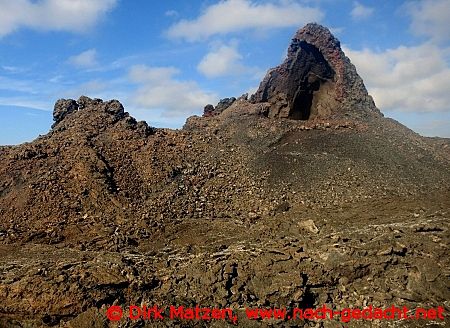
<box><xmin>52</xmin><ymin>99</ymin><xmax>78</xmax><ymax>126</ymax></box>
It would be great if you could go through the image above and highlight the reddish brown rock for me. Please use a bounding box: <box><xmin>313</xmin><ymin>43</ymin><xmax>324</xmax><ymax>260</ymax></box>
<box><xmin>251</xmin><ymin>23</ymin><xmax>381</xmax><ymax>120</ymax></box>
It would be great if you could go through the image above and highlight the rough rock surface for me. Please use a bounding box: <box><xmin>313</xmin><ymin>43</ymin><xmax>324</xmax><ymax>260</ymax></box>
<box><xmin>0</xmin><ymin>24</ymin><xmax>449</xmax><ymax>328</ymax></box>
<box><xmin>52</xmin><ymin>99</ymin><xmax>78</xmax><ymax>127</ymax></box>
<box><xmin>203</xmin><ymin>97</ymin><xmax>237</xmax><ymax>117</ymax></box>
<box><xmin>251</xmin><ymin>23</ymin><xmax>380</xmax><ymax>120</ymax></box>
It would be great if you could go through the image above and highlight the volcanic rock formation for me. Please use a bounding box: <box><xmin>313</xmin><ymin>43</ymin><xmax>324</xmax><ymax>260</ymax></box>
<box><xmin>0</xmin><ymin>24</ymin><xmax>449</xmax><ymax>328</ymax></box>
<box><xmin>251</xmin><ymin>23</ymin><xmax>380</xmax><ymax>120</ymax></box>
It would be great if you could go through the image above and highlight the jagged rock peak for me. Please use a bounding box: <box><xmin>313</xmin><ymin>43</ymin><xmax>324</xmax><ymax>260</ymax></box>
<box><xmin>251</xmin><ymin>23</ymin><xmax>381</xmax><ymax>120</ymax></box>
<box><xmin>51</xmin><ymin>96</ymin><xmax>154</xmax><ymax>136</ymax></box>
<box><xmin>53</xmin><ymin>96</ymin><xmax>124</xmax><ymax>126</ymax></box>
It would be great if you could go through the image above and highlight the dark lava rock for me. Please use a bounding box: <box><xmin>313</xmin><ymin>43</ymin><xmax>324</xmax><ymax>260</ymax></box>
<box><xmin>202</xmin><ymin>97</ymin><xmax>237</xmax><ymax>117</ymax></box>
<box><xmin>215</xmin><ymin>97</ymin><xmax>236</xmax><ymax>114</ymax></box>
<box><xmin>52</xmin><ymin>99</ymin><xmax>78</xmax><ymax>127</ymax></box>
<box><xmin>251</xmin><ymin>23</ymin><xmax>381</xmax><ymax>120</ymax></box>
<box><xmin>203</xmin><ymin>104</ymin><xmax>215</xmax><ymax>117</ymax></box>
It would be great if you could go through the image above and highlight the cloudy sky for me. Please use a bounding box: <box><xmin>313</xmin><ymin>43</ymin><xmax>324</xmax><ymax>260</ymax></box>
<box><xmin>0</xmin><ymin>0</ymin><xmax>449</xmax><ymax>145</ymax></box>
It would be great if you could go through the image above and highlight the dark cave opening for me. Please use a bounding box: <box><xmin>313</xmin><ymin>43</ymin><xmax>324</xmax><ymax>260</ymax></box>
<box><xmin>291</xmin><ymin>90</ymin><xmax>312</xmax><ymax>120</ymax></box>
<box><xmin>290</xmin><ymin>78</ymin><xmax>321</xmax><ymax>120</ymax></box>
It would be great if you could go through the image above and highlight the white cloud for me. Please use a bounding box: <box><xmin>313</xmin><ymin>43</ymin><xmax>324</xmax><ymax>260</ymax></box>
<box><xmin>165</xmin><ymin>10</ymin><xmax>179</xmax><ymax>17</ymax></box>
<box><xmin>166</xmin><ymin>0</ymin><xmax>324</xmax><ymax>41</ymax></box>
<box><xmin>68</xmin><ymin>49</ymin><xmax>98</xmax><ymax>68</ymax></box>
<box><xmin>197</xmin><ymin>42</ymin><xmax>245</xmax><ymax>78</ymax></box>
<box><xmin>0</xmin><ymin>75</ymin><xmax>38</xmax><ymax>94</ymax></box>
<box><xmin>0</xmin><ymin>96</ymin><xmax>51</xmax><ymax>111</ymax></box>
<box><xmin>128</xmin><ymin>65</ymin><xmax>218</xmax><ymax>116</ymax></box>
<box><xmin>406</xmin><ymin>0</ymin><xmax>450</xmax><ymax>43</ymax></box>
<box><xmin>198</xmin><ymin>44</ymin><xmax>242</xmax><ymax>78</ymax></box>
<box><xmin>344</xmin><ymin>43</ymin><xmax>450</xmax><ymax>113</ymax></box>
<box><xmin>0</xmin><ymin>0</ymin><xmax>117</xmax><ymax>37</ymax></box>
<box><xmin>351</xmin><ymin>1</ymin><xmax>374</xmax><ymax>20</ymax></box>
<box><xmin>63</xmin><ymin>79</ymin><xmax>108</xmax><ymax>96</ymax></box>
<box><xmin>197</xmin><ymin>42</ymin><xmax>264</xmax><ymax>79</ymax></box>
<box><xmin>2</xmin><ymin>65</ymin><xmax>27</xmax><ymax>74</ymax></box>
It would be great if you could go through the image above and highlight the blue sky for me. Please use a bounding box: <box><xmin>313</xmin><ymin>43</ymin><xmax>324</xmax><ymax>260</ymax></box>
<box><xmin>0</xmin><ymin>0</ymin><xmax>449</xmax><ymax>145</ymax></box>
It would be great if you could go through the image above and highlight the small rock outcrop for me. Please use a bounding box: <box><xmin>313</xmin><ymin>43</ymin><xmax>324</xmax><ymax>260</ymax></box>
<box><xmin>53</xmin><ymin>99</ymin><xmax>78</xmax><ymax>126</ymax></box>
<box><xmin>52</xmin><ymin>96</ymin><xmax>153</xmax><ymax>136</ymax></box>
<box><xmin>251</xmin><ymin>23</ymin><xmax>381</xmax><ymax>120</ymax></box>
<box><xmin>203</xmin><ymin>97</ymin><xmax>237</xmax><ymax>117</ymax></box>
<box><xmin>203</xmin><ymin>104</ymin><xmax>215</xmax><ymax>117</ymax></box>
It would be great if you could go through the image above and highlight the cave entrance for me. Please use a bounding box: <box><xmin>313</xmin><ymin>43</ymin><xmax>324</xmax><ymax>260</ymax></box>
<box><xmin>290</xmin><ymin>78</ymin><xmax>321</xmax><ymax>120</ymax></box>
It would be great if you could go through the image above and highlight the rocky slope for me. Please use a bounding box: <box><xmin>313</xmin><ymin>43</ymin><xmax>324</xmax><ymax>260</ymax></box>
<box><xmin>0</xmin><ymin>24</ymin><xmax>449</xmax><ymax>327</ymax></box>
